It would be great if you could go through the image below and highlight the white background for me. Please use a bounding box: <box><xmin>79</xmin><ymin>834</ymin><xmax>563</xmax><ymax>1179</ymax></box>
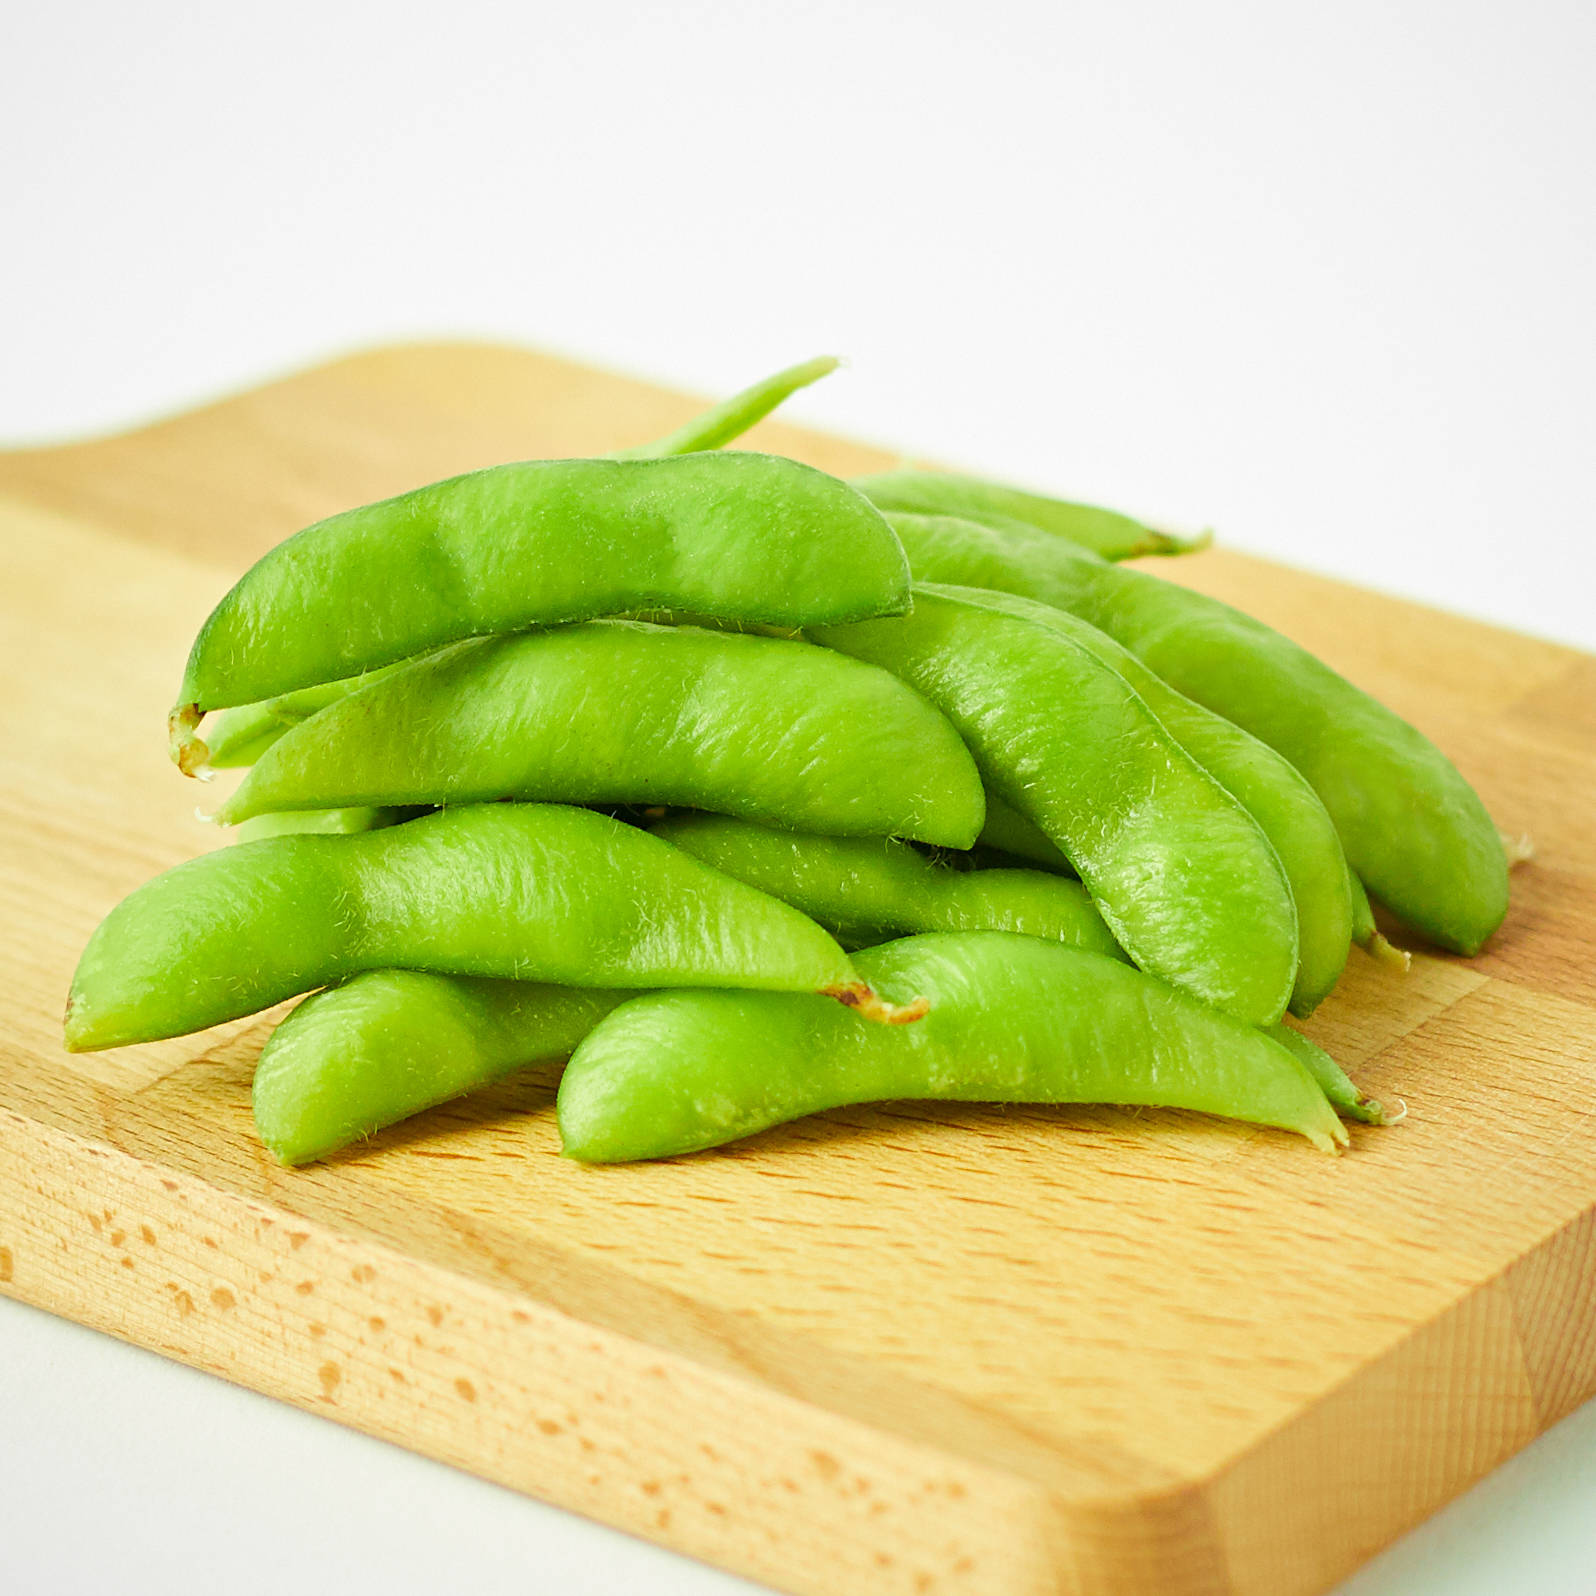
<box><xmin>3</xmin><ymin>2</ymin><xmax>1593</xmax><ymax>1591</ymax></box>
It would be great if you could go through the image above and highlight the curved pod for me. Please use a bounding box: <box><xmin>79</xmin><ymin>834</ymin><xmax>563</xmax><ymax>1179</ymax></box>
<box><xmin>923</xmin><ymin>579</ymin><xmax>1353</xmax><ymax>1015</ymax></box>
<box><xmin>812</xmin><ymin>589</ymin><xmax>1299</xmax><ymax>1026</ymax></box>
<box><xmin>853</xmin><ymin>470</ymin><xmax>1205</xmax><ymax>560</ymax></box>
<box><xmin>171</xmin><ymin>451</ymin><xmax>911</xmax><ymax>769</ymax></box>
<box><xmin>65</xmin><ymin>804</ymin><xmax>905</xmax><ymax>1052</ymax></box>
<box><xmin>652</xmin><ymin>813</ymin><xmax>1123</xmax><ymax>958</ymax></box>
<box><xmin>558</xmin><ymin>933</ymin><xmax>1346</xmax><ymax>1162</ymax></box>
<box><xmin>886</xmin><ymin>508</ymin><xmax>1507</xmax><ymax>954</ymax></box>
<box><xmin>255</xmin><ymin>972</ymin><xmax>627</xmax><ymax>1165</ymax></box>
<box><xmin>218</xmin><ymin>621</ymin><xmax>986</xmax><ymax>849</ymax></box>
<box><xmin>614</xmin><ymin>355</ymin><xmax>839</xmax><ymax>459</ymax></box>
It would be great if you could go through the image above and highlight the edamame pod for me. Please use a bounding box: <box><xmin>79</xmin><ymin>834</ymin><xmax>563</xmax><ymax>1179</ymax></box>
<box><xmin>1267</xmin><ymin>1022</ymin><xmax>1386</xmax><ymax>1126</ymax></box>
<box><xmin>557</xmin><ymin>932</ymin><xmax>1347</xmax><ymax>1162</ymax></box>
<box><xmin>853</xmin><ymin>469</ymin><xmax>1207</xmax><ymax>561</ymax></box>
<box><xmin>650</xmin><ymin>814</ymin><xmax>1124</xmax><ymax>959</ymax></box>
<box><xmin>206</xmin><ymin>665</ymin><xmax>403</xmax><ymax>769</ymax></box>
<box><xmin>1349</xmin><ymin>868</ymin><xmax>1375</xmax><ymax>945</ymax></box>
<box><xmin>216</xmin><ymin>621</ymin><xmax>986</xmax><ymax>848</ymax></box>
<box><xmin>811</xmin><ymin>590</ymin><xmax>1299</xmax><ymax>1026</ymax></box>
<box><xmin>885</xmin><ymin>508</ymin><xmax>1509</xmax><ymax>955</ymax></box>
<box><xmin>976</xmin><ymin>796</ymin><xmax>1074</xmax><ymax>871</ymax></box>
<box><xmin>614</xmin><ymin>356</ymin><xmax>839</xmax><ymax>459</ymax></box>
<box><xmin>170</xmin><ymin>451</ymin><xmax>912</xmax><ymax>771</ymax></box>
<box><xmin>65</xmin><ymin>803</ymin><xmax>918</xmax><ymax>1052</ymax></box>
<box><xmin>204</xmin><ymin>359</ymin><xmax>842</xmax><ymax>767</ymax></box>
<box><xmin>922</xmin><ymin>577</ymin><xmax>1353</xmax><ymax>1015</ymax></box>
<box><xmin>1348</xmin><ymin>870</ymin><xmax>1411</xmax><ymax>971</ymax></box>
<box><xmin>254</xmin><ymin>972</ymin><xmax>627</xmax><ymax>1165</ymax></box>
<box><xmin>232</xmin><ymin>806</ymin><xmax>415</xmax><ymax>843</ymax></box>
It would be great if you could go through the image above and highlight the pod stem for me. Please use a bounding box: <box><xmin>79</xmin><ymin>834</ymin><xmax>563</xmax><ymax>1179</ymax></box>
<box><xmin>168</xmin><ymin>703</ymin><xmax>213</xmax><ymax>780</ymax></box>
<box><xmin>1343</xmin><ymin>1094</ymin><xmax>1389</xmax><ymax>1126</ymax></box>
<box><xmin>1363</xmin><ymin>930</ymin><xmax>1412</xmax><ymax>972</ymax></box>
<box><xmin>1499</xmin><ymin>829</ymin><xmax>1535</xmax><ymax>867</ymax></box>
<box><xmin>826</xmin><ymin>984</ymin><xmax>930</xmax><ymax>1025</ymax></box>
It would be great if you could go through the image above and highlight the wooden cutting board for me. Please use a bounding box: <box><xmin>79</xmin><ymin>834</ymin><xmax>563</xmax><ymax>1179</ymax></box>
<box><xmin>2</xmin><ymin>344</ymin><xmax>1593</xmax><ymax>1596</ymax></box>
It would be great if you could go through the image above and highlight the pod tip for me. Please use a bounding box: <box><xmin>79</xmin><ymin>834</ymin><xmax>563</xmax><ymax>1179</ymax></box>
<box><xmin>1306</xmin><ymin>1121</ymin><xmax>1347</xmax><ymax>1154</ymax></box>
<box><xmin>61</xmin><ymin>991</ymin><xmax>90</xmax><ymax>1053</ymax></box>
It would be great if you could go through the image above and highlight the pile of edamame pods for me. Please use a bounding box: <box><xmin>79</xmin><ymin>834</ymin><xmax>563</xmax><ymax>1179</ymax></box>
<box><xmin>64</xmin><ymin>357</ymin><xmax>1513</xmax><ymax>1166</ymax></box>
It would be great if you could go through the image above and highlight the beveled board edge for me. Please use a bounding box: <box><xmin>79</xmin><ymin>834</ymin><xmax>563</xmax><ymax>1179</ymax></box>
<box><xmin>0</xmin><ymin>1111</ymin><xmax>1067</xmax><ymax>1596</ymax></box>
<box><xmin>6</xmin><ymin>1086</ymin><xmax>1595</xmax><ymax>1596</ymax></box>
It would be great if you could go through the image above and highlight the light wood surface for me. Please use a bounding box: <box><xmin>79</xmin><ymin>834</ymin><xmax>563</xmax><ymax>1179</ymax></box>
<box><xmin>2</xmin><ymin>344</ymin><xmax>1593</xmax><ymax>1596</ymax></box>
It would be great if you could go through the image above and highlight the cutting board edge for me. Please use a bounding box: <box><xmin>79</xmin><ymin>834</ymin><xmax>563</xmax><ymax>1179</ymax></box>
<box><xmin>1199</xmin><ymin>1192</ymin><xmax>1596</xmax><ymax>1595</ymax></box>
<box><xmin>6</xmin><ymin>1104</ymin><xmax>1594</xmax><ymax>1596</ymax></box>
<box><xmin>0</xmin><ymin>338</ymin><xmax>630</xmax><ymax>458</ymax></box>
<box><xmin>0</xmin><ymin>1107</ymin><xmax>1082</xmax><ymax>1596</ymax></box>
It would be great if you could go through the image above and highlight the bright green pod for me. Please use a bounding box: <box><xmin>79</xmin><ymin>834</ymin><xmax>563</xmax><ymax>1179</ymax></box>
<box><xmin>853</xmin><ymin>468</ymin><xmax>1208</xmax><ymax>561</ymax></box>
<box><xmin>170</xmin><ymin>451</ymin><xmax>911</xmax><ymax>771</ymax></box>
<box><xmin>205</xmin><ymin>665</ymin><xmax>406</xmax><ymax>769</ymax></box>
<box><xmin>1349</xmin><ymin>868</ymin><xmax>1376</xmax><ymax>946</ymax></box>
<box><xmin>613</xmin><ymin>356</ymin><xmax>840</xmax><ymax>459</ymax></box>
<box><xmin>205</xmin><ymin>700</ymin><xmax>295</xmax><ymax>769</ymax></box>
<box><xmin>1267</xmin><ymin>1022</ymin><xmax>1387</xmax><ymax>1126</ymax></box>
<box><xmin>558</xmin><ymin>932</ymin><xmax>1346</xmax><ymax>1162</ymax></box>
<box><xmin>232</xmin><ymin>806</ymin><xmax>413</xmax><ymax>842</ymax></box>
<box><xmin>922</xmin><ymin>578</ymin><xmax>1353</xmax><ymax>1016</ymax></box>
<box><xmin>885</xmin><ymin>509</ymin><xmax>1508</xmax><ymax>956</ymax></box>
<box><xmin>650</xmin><ymin>813</ymin><xmax>1124</xmax><ymax>960</ymax></box>
<box><xmin>216</xmin><ymin>621</ymin><xmax>985</xmax><ymax>848</ymax></box>
<box><xmin>65</xmin><ymin>803</ymin><xmax>918</xmax><ymax>1053</ymax></box>
<box><xmin>1348</xmin><ymin>871</ymin><xmax>1411</xmax><ymax>970</ymax></box>
<box><xmin>203</xmin><ymin>359</ymin><xmax>843</xmax><ymax>769</ymax></box>
<box><xmin>253</xmin><ymin>972</ymin><xmax>627</xmax><ymax>1166</ymax></box>
<box><xmin>976</xmin><ymin>796</ymin><xmax>1074</xmax><ymax>871</ymax></box>
<box><xmin>812</xmin><ymin>590</ymin><xmax>1298</xmax><ymax>1026</ymax></box>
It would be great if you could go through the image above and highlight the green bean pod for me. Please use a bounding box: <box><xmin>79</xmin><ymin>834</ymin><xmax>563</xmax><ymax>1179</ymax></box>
<box><xmin>170</xmin><ymin>451</ymin><xmax>911</xmax><ymax>771</ymax></box>
<box><xmin>650</xmin><ymin>814</ymin><xmax>1125</xmax><ymax>959</ymax></box>
<box><xmin>1267</xmin><ymin>1022</ymin><xmax>1387</xmax><ymax>1126</ymax></box>
<box><xmin>65</xmin><ymin>803</ymin><xmax>919</xmax><ymax>1052</ymax></box>
<box><xmin>975</xmin><ymin>796</ymin><xmax>1075</xmax><ymax>871</ymax></box>
<box><xmin>208</xmin><ymin>607</ymin><xmax>812</xmax><ymax>775</ymax></box>
<box><xmin>254</xmin><ymin>972</ymin><xmax>627</xmax><ymax>1166</ymax></box>
<box><xmin>232</xmin><ymin>806</ymin><xmax>414</xmax><ymax>842</ymax></box>
<box><xmin>811</xmin><ymin>589</ymin><xmax>1299</xmax><ymax>1026</ymax></box>
<box><xmin>853</xmin><ymin>468</ymin><xmax>1208</xmax><ymax>561</ymax></box>
<box><xmin>613</xmin><ymin>356</ymin><xmax>839</xmax><ymax>459</ymax></box>
<box><xmin>205</xmin><ymin>666</ymin><xmax>404</xmax><ymax>769</ymax></box>
<box><xmin>557</xmin><ymin>932</ymin><xmax>1346</xmax><ymax>1162</ymax></box>
<box><xmin>921</xmin><ymin>577</ymin><xmax>1353</xmax><ymax>1015</ymax></box>
<box><xmin>1348</xmin><ymin>871</ymin><xmax>1411</xmax><ymax>970</ymax></box>
<box><xmin>202</xmin><ymin>358</ymin><xmax>842</xmax><ymax>769</ymax></box>
<box><xmin>886</xmin><ymin>509</ymin><xmax>1508</xmax><ymax>955</ymax></box>
<box><xmin>216</xmin><ymin>622</ymin><xmax>986</xmax><ymax>848</ymax></box>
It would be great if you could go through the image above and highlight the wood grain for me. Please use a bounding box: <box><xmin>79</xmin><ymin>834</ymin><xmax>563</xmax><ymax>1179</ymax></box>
<box><xmin>1</xmin><ymin>342</ymin><xmax>1592</xmax><ymax>1596</ymax></box>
